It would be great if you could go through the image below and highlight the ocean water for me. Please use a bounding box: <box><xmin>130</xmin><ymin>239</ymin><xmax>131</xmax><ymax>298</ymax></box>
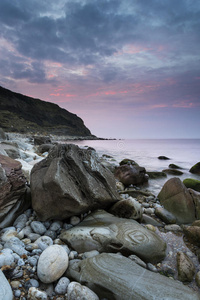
<box><xmin>64</xmin><ymin>139</ymin><xmax>200</xmax><ymax>196</ymax></box>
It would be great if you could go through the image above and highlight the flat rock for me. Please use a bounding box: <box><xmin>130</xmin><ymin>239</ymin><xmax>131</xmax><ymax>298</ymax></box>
<box><xmin>66</xmin><ymin>253</ymin><xmax>200</xmax><ymax>300</ymax></box>
<box><xmin>31</xmin><ymin>144</ymin><xmax>120</xmax><ymax>221</ymax></box>
<box><xmin>60</xmin><ymin>210</ymin><xmax>166</xmax><ymax>263</ymax></box>
<box><xmin>0</xmin><ymin>270</ymin><xmax>13</xmax><ymax>300</ymax></box>
<box><xmin>37</xmin><ymin>245</ymin><xmax>69</xmax><ymax>283</ymax></box>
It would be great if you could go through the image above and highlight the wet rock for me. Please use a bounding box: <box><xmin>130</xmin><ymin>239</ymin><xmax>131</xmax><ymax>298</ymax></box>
<box><xmin>128</xmin><ymin>254</ymin><xmax>147</xmax><ymax>268</ymax></box>
<box><xmin>164</xmin><ymin>224</ymin><xmax>182</xmax><ymax>232</ymax></box>
<box><xmin>158</xmin><ymin>178</ymin><xmax>196</xmax><ymax>224</ymax></box>
<box><xmin>114</xmin><ymin>164</ymin><xmax>148</xmax><ymax>186</ymax></box>
<box><xmin>158</xmin><ymin>156</ymin><xmax>170</xmax><ymax>160</ymax></box>
<box><xmin>0</xmin><ymin>269</ymin><xmax>13</xmax><ymax>300</ymax></box>
<box><xmin>155</xmin><ymin>207</ymin><xmax>176</xmax><ymax>224</ymax></box>
<box><xmin>0</xmin><ymin>155</ymin><xmax>30</xmax><ymax>228</ymax></box>
<box><xmin>169</xmin><ymin>164</ymin><xmax>183</xmax><ymax>169</ymax></box>
<box><xmin>183</xmin><ymin>178</ymin><xmax>200</xmax><ymax>192</ymax></box>
<box><xmin>66</xmin><ymin>253</ymin><xmax>200</xmax><ymax>300</ymax></box>
<box><xmin>177</xmin><ymin>252</ymin><xmax>195</xmax><ymax>282</ymax></box>
<box><xmin>31</xmin><ymin>144</ymin><xmax>120</xmax><ymax>221</ymax></box>
<box><xmin>189</xmin><ymin>162</ymin><xmax>200</xmax><ymax>174</ymax></box>
<box><xmin>119</xmin><ymin>158</ymin><xmax>139</xmax><ymax>166</ymax></box>
<box><xmin>109</xmin><ymin>197</ymin><xmax>142</xmax><ymax>220</ymax></box>
<box><xmin>67</xmin><ymin>282</ymin><xmax>99</xmax><ymax>300</ymax></box>
<box><xmin>37</xmin><ymin>245</ymin><xmax>69</xmax><ymax>283</ymax></box>
<box><xmin>146</xmin><ymin>171</ymin><xmax>167</xmax><ymax>179</ymax></box>
<box><xmin>141</xmin><ymin>214</ymin><xmax>164</xmax><ymax>227</ymax></box>
<box><xmin>162</xmin><ymin>169</ymin><xmax>183</xmax><ymax>175</ymax></box>
<box><xmin>60</xmin><ymin>210</ymin><xmax>166</xmax><ymax>263</ymax></box>
<box><xmin>183</xmin><ymin>225</ymin><xmax>200</xmax><ymax>246</ymax></box>
<box><xmin>36</xmin><ymin>144</ymin><xmax>54</xmax><ymax>154</ymax></box>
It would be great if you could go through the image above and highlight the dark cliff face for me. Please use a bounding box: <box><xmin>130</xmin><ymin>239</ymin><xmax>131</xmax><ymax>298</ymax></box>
<box><xmin>0</xmin><ymin>86</ymin><xmax>92</xmax><ymax>136</ymax></box>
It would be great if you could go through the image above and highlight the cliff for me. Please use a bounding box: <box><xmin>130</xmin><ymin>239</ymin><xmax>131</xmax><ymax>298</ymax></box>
<box><xmin>0</xmin><ymin>86</ymin><xmax>93</xmax><ymax>137</ymax></box>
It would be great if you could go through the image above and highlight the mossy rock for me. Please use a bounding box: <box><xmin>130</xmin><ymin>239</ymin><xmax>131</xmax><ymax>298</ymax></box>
<box><xmin>162</xmin><ymin>169</ymin><xmax>183</xmax><ymax>176</ymax></box>
<box><xmin>189</xmin><ymin>162</ymin><xmax>200</xmax><ymax>174</ymax></box>
<box><xmin>183</xmin><ymin>178</ymin><xmax>200</xmax><ymax>192</ymax></box>
<box><xmin>169</xmin><ymin>164</ymin><xmax>182</xmax><ymax>169</ymax></box>
<box><xmin>147</xmin><ymin>171</ymin><xmax>167</xmax><ymax>179</ymax></box>
<box><xmin>119</xmin><ymin>158</ymin><xmax>139</xmax><ymax>166</ymax></box>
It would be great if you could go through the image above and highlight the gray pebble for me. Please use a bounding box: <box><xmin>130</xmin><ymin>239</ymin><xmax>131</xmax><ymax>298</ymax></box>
<box><xmin>17</xmin><ymin>258</ymin><xmax>25</xmax><ymax>266</ymax></box>
<box><xmin>35</xmin><ymin>236</ymin><xmax>53</xmax><ymax>251</ymax></box>
<box><xmin>45</xmin><ymin>230</ymin><xmax>57</xmax><ymax>240</ymax></box>
<box><xmin>14</xmin><ymin>289</ymin><xmax>21</xmax><ymax>298</ymax></box>
<box><xmin>27</xmin><ymin>256</ymin><xmax>39</xmax><ymax>266</ymax></box>
<box><xmin>147</xmin><ymin>263</ymin><xmax>158</xmax><ymax>272</ymax></box>
<box><xmin>63</xmin><ymin>223</ymin><xmax>73</xmax><ymax>230</ymax></box>
<box><xmin>49</xmin><ymin>221</ymin><xmax>63</xmax><ymax>232</ymax></box>
<box><xmin>32</xmin><ymin>249</ymin><xmax>42</xmax><ymax>255</ymax></box>
<box><xmin>31</xmin><ymin>221</ymin><xmax>46</xmax><ymax>235</ymax></box>
<box><xmin>13</xmin><ymin>214</ymin><xmax>28</xmax><ymax>230</ymax></box>
<box><xmin>4</xmin><ymin>237</ymin><xmax>27</xmax><ymax>256</ymax></box>
<box><xmin>55</xmin><ymin>277</ymin><xmax>70</xmax><ymax>294</ymax></box>
<box><xmin>28</xmin><ymin>233</ymin><xmax>41</xmax><ymax>242</ymax></box>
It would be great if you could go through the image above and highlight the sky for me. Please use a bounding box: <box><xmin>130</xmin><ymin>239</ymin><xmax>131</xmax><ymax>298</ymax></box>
<box><xmin>0</xmin><ymin>0</ymin><xmax>200</xmax><ymax>139</ymax></box>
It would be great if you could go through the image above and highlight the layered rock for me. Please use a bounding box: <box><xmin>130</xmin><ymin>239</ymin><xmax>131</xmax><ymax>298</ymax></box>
<box><xmin>66</xmin><ymin>253</ymin><xmax>200</xmax><ymax>300</ymax></box>
<box><xmin>114</xmin><ymin>164</ymin><xmax>148</xmax><ymax>186</ymax></box>
<box><xmin>0</xmin><ymin>154</ymin><xmax>30</xmax><ymax>228</ymax></box>
<box><xmin>60</xmin><ymin>210</ymin><xmax>166</xmax><ymax>263</ymax></box>
<box><xmin>158</xmin><ymin>178</ymin><xmax>196</xmax><ymax>224</ymax></box>
<box><xmin>31</xmin><ymin>144</ymin><xmax>120</xmax><ymax>221</ymax></box>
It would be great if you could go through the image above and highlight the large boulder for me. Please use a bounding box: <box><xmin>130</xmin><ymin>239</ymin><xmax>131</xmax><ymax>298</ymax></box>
<box><xmin>30</xmin><ymin>144</ymin><xmax>120</xmax><ymax>221</ymax></box>
<box><xmin>60</xmin><ymin>210</ymin><xmax>166</xmax><ymax>263</ymax></box>
<box><xmin>0</xmin><ymin>155</ymin><xmax>30</xmax><ymax>228</ymax></box>
<box><xmin>157</xmin><ymin>178</ymin><xmax>196</xmax><ymax>224</ymax></box>
<box><xmin>114</xmin><ymin>164</ymin><xmax>148</xmax><ymax>186</ymax></box>
<box><xmin>66</xmin><ymin>253</ymin><xmax>200</xmax><ymax>300</ymax></box>
<box><xmin>189</xmin><ymin>162</ymin><xmax>200</xmax><ymax>174</ymax></box>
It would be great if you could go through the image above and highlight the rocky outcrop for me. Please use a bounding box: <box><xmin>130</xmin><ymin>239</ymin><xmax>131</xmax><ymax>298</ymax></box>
<box><xmin>0</xmin><ymin>154</ymin><xmax>30</xmax><ymax>228</ymax></box>
<box><xmin>114</xmin><ymin>164</ymin><xmax>148</xmax><ymax>186</ymax></box>
<box><xmin>66</xmin><ymin>253</ymin><xmax>200</xmax><ymax>300</ymax></box>
<box><xmin>30</xmin><ymin>144</ymin><xmax>120</xmax><ymax>221</ymax></box>
<box><xmin>0</xmin><ymin>85</ymin><xmax>92</xmax><ymax>136</ymax></box>
<box><xmin>60</xmin><ymin>210</ymin><xmax>166</xmax><ymax>263</ymax></box>
<box><xmin>158</xmin><ymin>178</ymin><xmax>196</xmax><ymax>224</ymax></box>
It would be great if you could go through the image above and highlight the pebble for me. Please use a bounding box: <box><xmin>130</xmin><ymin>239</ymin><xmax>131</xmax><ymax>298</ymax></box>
<box><xmin>24</xmin><ymin>279</ymin><xmax>39</xmax><ymax>290</ymax></box>
<box><xmin>82</xmin><ymin>250</ymin><xmax>100</xmax><ymax>259</ymax></box>
<box><xmin>70</xmin><ymin>216</ymin><xmax>81</xmax><ymax>226</ymax></box>
<box><xmin>13</xmin><ymin>214</ymin><xmax>28</xmax><ymax>230</ymax></box>
<box><xmin>55</xmin><ymin>277</ymin><xmax>70</xmax><ymax>294</ymax></box>
<box><xmin>30</xmin><ymin>221</ymin><xmax>46</xmax><ymax>235</ymax></box>
<box><xmin>28</xmin><ymin>287</ymin><xmax>48</xmax><ymax>300</ymax></box>
<box><xmin>17</xmin><ymin>258</ymin><xmax>25</xmax><ymax>266</ymax></box>
<box><xmin>147</xmin><ymin>263</ymin><xmax>158</xmax><ymax>272</ymax></box>
<box><xmin>44</xmin><ymin>230</ymin><xmax>57</xmax><ymax>240</ymax></box>
<box><xmin>128</xmin><ymin>255</ymin><xmax>147</xmax><ymax>269</ymax></box>
<box><xmin>67</xmin><ymin>282</ymin><xmax>99</xmax><ymax>300</ymax></box>
<box><xmin>28</xmin><ymin>233</ymin><xmax>41</xmax><ymax>242</ymax></box>
<box><xmin>4</xmin><ymin>237</ymin><xmax>28</xmax><ymax>256</ymax></box>
<box><xmin>0</xmin><ymin>251</ymin><xmax>14</xmax><ymax>267</ymax></box>
<box><xmin>49</xmin><ymin>221</ymin><xmax>63</xmax><ymax>231</ymax></box>
<box><xmin>10</xmin><ymin>280</ymin><xmax>21</xmax><ymax>289</ymax></box>
<box><xmin>63</xmin><ymin>223</ymin><xmax>73</xmax><ymax>230</ymax></box>
<box><xmin>23</xmin><ymin>226</ymin><xmax>33</xmax><ymax>236</ymax></box>
<box><xmin>164</xmin><ymin>224</ymin><xmax>182</xmax><ymax>232</ymax></box>
<box><xmin>37</xmin><ymin>245</ymin><xmax>69</xmax><ymax>283</ymax></box>
<box><xmin>14</xmin><ymin>290</ymin><xmax>21</xmax><ymax>298</ymax></box>
<box><xmin>0</xmin><ymin>269</ymin><xmax>13</xmax><ymax>300</ymax></box>
<box><xmin>27</xmin><ymin>256</ymin><xmax>39</xmax><ymax>267</ymax></box>
<box><xmin>35</xmin><ymin>236</ymin><xmax>53</xmax><ymax>251</ymax></box>
<box><xmin>144</xmin><ymin>208</ymin><xmax>155</xmax><ymax>214</ymax></box>
<box><xmin>1</xmin><ymin>228</ymin><xmax>18</xmax><ymax>242</ymax></box>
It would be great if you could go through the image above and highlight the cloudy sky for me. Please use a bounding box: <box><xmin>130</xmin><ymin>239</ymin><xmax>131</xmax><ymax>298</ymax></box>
<box><xmin>0</xmin><ymin>0</ymin><xmax>200</xmax><ymax>138</ymax></box>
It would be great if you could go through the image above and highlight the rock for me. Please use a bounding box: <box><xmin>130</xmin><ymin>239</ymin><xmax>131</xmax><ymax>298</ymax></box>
<box><xmin>164</xmin><ymin>224</ymin><xmax>182</xmax><ymax>232</ymax></box>
<box><xmin>49</xmin><ymin>221</ymin><xmax>63</xmax><ymax>231</ymax></box>
<box><xmin>162</xmin><ymin>169</ymin><xmax>183</xmax><ymax>175</ymax></box>
<box><xmin>0</xmin><ymin>269</ymin><xmax>13</xmax><ymax>300</ymax></box>
<box><xmin>36</xmin><ymin>144</ymin><xmax>54</xmax><ymax>154</ymax></box>
<box><xmin>37</xmin><ymin>245</ymin><xmax>69</xmax><ymax>283</ymax></box>
<box><xmin>13</xmin><ymin>213</ymin><xmax>28</xmax><ymax>230</ymax></box>
<box><xmin>70</xmin><ymin>216</ymin><xmax>81</xmax><ymax>226</ymax></box>
<box><xmin>188</xmin><ymin>189</ymin><xmax>200</xmax><ymax>219</ymax></box>
<box><xmin>189</xmin><ymin>162</ymin><xmax>200</xmax><ymax>174</ymax></box>
<box><xmin>35</xmin><ymin>236</ymin><xmax>53</xmax><ymax>251</ymax></box>
<box><xmin>116</xmin><ymin>181</ymin><xmax>125</xmax><ymax>191</ymax></box>
<box><xmin>128</xmin><ymin>254</ymin><xmax>147</xmax><ymax>268</ymax></box>
<box><xmin>183</xmin><ymin>178</ymin><xmax>200</xmax><ymax>192</ymax></box>
<box><xmin>30</xmin><ymin>221</ymin><xmax>46</xmax><ymax>235</ymax></box>
<box><xmin>0</xmin><ymin>128</ymin><xmax>7</xmax><ymax>140</ymax></box>
<box><xmin>4</xmin><ymin>237</ymin><xmax>28</xmax><ymax>256</ymax></box>
<box><xmin>82</xmin><ymin>250</ymin><xmax>100</xmax><ymax>259</ymax></box>
<box><xmin>141</xmin><ymin>214</ymin><xmax>164</xmax><ymax>227</ymax></box>
<box><xmin>28</xmin><ymin>287</ymin><xmax>48</xmax><ymax>300</ymax></box>
<box><xmin>31</xmin><ymin>144</ymin><xmax>120</xmax><ymax>221</ymax></box>
<box><xmin>67</xmin><ymin>282</ymin><xmax>99</xmax><ymax>300</ymax></box>
<box><xmin>66</xmin><ymin>253</ymin><xmax>200</xmax><ymax>300</ymax></box>
<box><xmin>196</xmin><ymin>271</ymin><xmax>200</xmax><ymax>288</ymax></box>
<box><xmin>33</xmin><ymin>136</ymin><xmax>51</xmax><ymax>146</ymax></box>
<box><xmin>155</xmin><ymin>207</ymin><xmax>176</xmax><ymax>224</ymax></box>
<box><xmin>177</xmin><ymin>252</ymin><xmax>195</xmax><ymax>282</ymax></box>
<box><xmin>146</xmin><ymin>171</ymin><xmax>167</xmax><ymax>179</ymax></box>
<box><xmin>109</xmin><ymin>197</ymin><xmax>142</xmax><ymax>220</ymax></box>
<box><xmin>114</xmin><ymin>164</ymin><xmax>148</xmax><ymax>186</ymax></box>
<box><xmin>0</xmin><ymin>142</ymin><xmax>21</xmax><ymax>159</ymax></box>
<box><xmin>1</xmin><ymin>228</ymin><xmax>18</xmax><ymax>242</ymax></box>
<box><xmin>55</xmin><ymin>277</ymin><xmax>70</xmax><ymax>295</ymax></box>
<box><xmin>169</xmin><ymin>164</ymin><xmax>182</xmax><ymax>169</ymax></box>
<box><xmin>60</xmin><ymin>210</ymin><xmax>166</xmax><ymax>263</ymax></box>
<box><xmin>119</xmin><ymin>158</ymin><xmax>139</xmax><ymax>166</ymax></box>
<box><xmin>0</xmin><ymin>155</ymin><xmax>30</xmax><ymax>228</ymax></box>
<box><xmin>0</xmin><ymin>251</ymin><xmax>14</xmax><ymax>267</ymax></box>
<box><xmin>158</xmin><ymin>156</ymin><xmax>170</xmax><ymax>160</ymax></box>
<box><xmin>157</xmin><ymin>178</ymin><xmax>196</xmax><ymax>224</ymax></box>
<box><xmin>120</xmin><ymin>188</ymin><xmax>154</xmax><ymax>199</ymax></box>
<box><xmin>183</xmin><ymin>226</ymin><xmax>200</xmax><ymax>246</ymax></box>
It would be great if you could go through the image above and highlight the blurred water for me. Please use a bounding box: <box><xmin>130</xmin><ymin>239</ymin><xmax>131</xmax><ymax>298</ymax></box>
<box><xmin>64</xmin><ymin>139</ymin><xmax>200</xmax><ymax>196</ymax></box>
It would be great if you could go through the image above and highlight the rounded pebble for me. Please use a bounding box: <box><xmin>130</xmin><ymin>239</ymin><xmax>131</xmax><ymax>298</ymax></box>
<box><xmin>30</xmin><ymin>221</ymin><xmax>46</xmax><ymax>235</ymax></box>
<box><xmin>67</xmin><ymin>282</ymin><xmax>99</xmax><ymax>300</ymax></box>
<box><xmin>35</xmin><ymin>236</ymin><xmax>53</xmax><ymax>251</ymax></box>
<box><xmin>55</xmin><ymin>277</ymin><xmax>70</xmax><ymax>294</ymax></box>
<box><xmin>70</xmin><ymin>216</ymin><xmax>81</xmax><ymax>226</ymax></box>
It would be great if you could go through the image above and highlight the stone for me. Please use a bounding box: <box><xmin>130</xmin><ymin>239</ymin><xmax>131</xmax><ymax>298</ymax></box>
<box><xmin>162</xmin><ymin>169</ymin><xmax>183</xmax><ymax>175</ymax></box>
<box><xmin>177</xmin><ymin>252</ymin><xmax>195</xmax><ymax>282</ymax></box>
<box><xmin>164</xmin><ymin>224</ymin><xmax>182</xmax><ymax>232</ymax></box>
<box><xmin>189</xmin><ymin>162</ymin><xmax>200</xmax><ymax>174</ymax></box>
<box><xmin>169</xmin><ymin>164</ymin><xmax>183</xmax><ymax>169</ymax></box>
<box><xmin>141</xmin><ymin>214</ymin><xmax>164</xmax><ymax>227</ymax></box>
<box><xmin>1</xmin><ymin>228</ymin><xmax>18</xmax><ymax>242</ymax></box>
<box><xmin>114</xmin><ymin>164</ymin><xmax>148</xmax><ymax>186</ymax></box>
<box><xmin>196</xmin><ymin>271</ymin><xmax>200</xmax><ymax>288</ymax></box>
<box><xmin>55</xmin><ymin>277</ymin><xmax>70</xmax><ymax>295</ymax></box>
<box><xmin>109</xmin><ymin>197</ymin><xmax>142</xmax><ymax>220</ymax></box>
<box><xmin>82</xmin><ymin>250</ymin><xmax>100</xmax><ymax>259</ymax></box>
<box><xmin>67</xmin><ymin>282</ymin><xmax>99</xmax><ymax>300</ymax></box>
<box><xmin>155</xmin><ymin>207</ymin><xmax>176</xmax><ymax>224</ymax></box>
<box><xmin>37</xmin><ymin>144</ymin><xmax>54</xmax><ymax>154</ymax></box>
<box><xmin>183</xmin><ymin>226</ymin><xmax>200</xmax><ymax>246</ymax></box>
<box><xmin>24</xmin><ymin>279</ymin><xmax>39</xmax><ymax>290</ymax></box>
<box><xmin>183</xmin><ymin>178</ymin><xmax>200</xmax><ymax>192</ymax></box>
<box><xmin>28</xmin><ymin>287</ymin><xmax>48</xmax><ymax>300</ymax></box>
<box><xmin>13</xmin><ymin>213</ymin><xmax>28</xmax><ymax>230</ymax></box>
<box><xmin>0</xmin><ymin>251</ymin><xmax>14</xmax><ymax>267</ymax></box>
<box><xmin>37</xmin><ymin>245</ymin><xmax>69</xmax><ymax>283</ymax></box>
<box><xmin>49</xmin><ymin>221</ymin><xmax>63</xmax><ymax>231</ymax></box>
<box><xmin>70</xmin><ymin>216</ymin><xmax>81</xmax><ymax>226</ymax></box>
<box><xmin>128</xmin><ymin>254</ymin><xmax>147</xmax><ymax>268</ymax></box>
<box><xmin>158</xmin><ymin>156</ymin><xmax>170</xmax><ymax>160</ymax></box>
<box><xmin>0</xmin><ymin>269</ymin><xmax>13</xmax><ymax>300</ymax></box>
<box><xmin>119</xmin><ymin>158</ymin><xmax>139</xmax><ymax>166</ymax></box>
<box><xmin>31</xmin><ymin>221</ymin><xmax>46</xmax><ymax>235</ymax></box>
<box><xmin>146</xmin><ymin>171</ymin><xmax>167</xmax><ymax>179</ymax></box>
<box><xmin>4</xmin><ymin>237</ymin><xmax>27</xmax><ymax>256</ymax></box>
<box><xmin>31</xmin><ymin>144</ymin><xmax>120</xmax><ymax>221</ymax></box>
<box><xmin>60</xmin><ymin>210</ymin><xmax>166</xmax><ymax>263</ymax></box>
<box><xmin>188</xmin><ymin>188</ymin><xmax>200</xmax><ymax>218</ymax></box>
<box><xmin>66</xmin><ymin>253</ymin><xmax>200</xmax><ymax>300</ymax></box>
<box><xmin>116</xmin><ymin>181</ymin><xmax>125</xmax><ymax>191</ymax></box>
<box><xmin>33</xmin><ymin>136</ymin><xmax>51</xmax><ymax>146</ymax></box>
<box><xmin>35</xmin><ymin>236</ymin><xmax>53</xmax><ymax>251</ymax></box>
<box><xmin>158</xmin><ymin>178</ymin><xmax>196</xmax><ymax>224</ymax></box>
<box><xmin>0</xmin><ymin>155</ymin><xmax>30</xmax><ymax>228</ymax></box>
<box><xmin>0</xmin><ymin>128</ymin><xmax>7</xmax><ymax>140</ymax></box>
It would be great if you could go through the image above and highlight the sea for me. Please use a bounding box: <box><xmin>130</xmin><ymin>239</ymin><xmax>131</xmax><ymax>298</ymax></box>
<box><xmin>64</xmin><ymin>139</ymin><xmax>200</xmax><ymax>196</ymax></box>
